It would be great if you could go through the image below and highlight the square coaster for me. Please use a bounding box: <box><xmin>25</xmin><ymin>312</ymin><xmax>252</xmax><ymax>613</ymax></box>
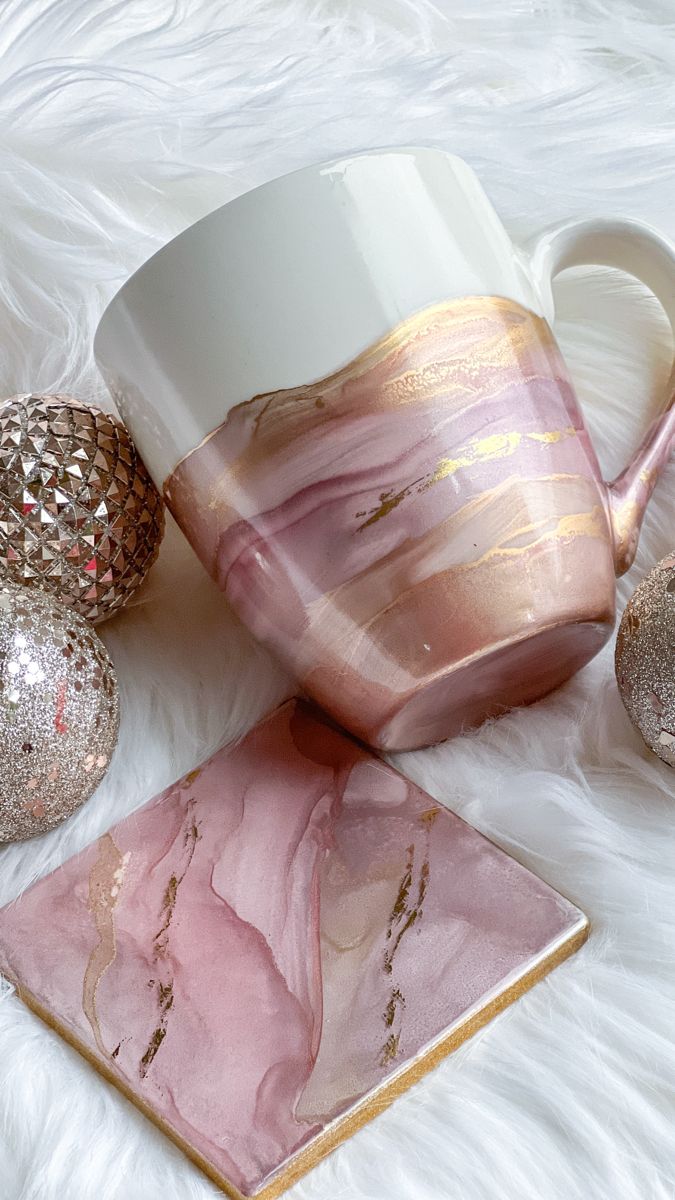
<box><xmin>0</xmin><ymin>699</ymin><xmax>588</xmax><ymax>1198</ymax></box>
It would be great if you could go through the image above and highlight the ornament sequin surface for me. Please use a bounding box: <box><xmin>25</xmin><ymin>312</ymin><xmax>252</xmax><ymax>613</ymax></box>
<box><xmin>0</xmin><ymin>394</ymin><xmax>164</xmax><ymax>623</ymax></box>
<box><xmin>0</xmin><ymin>581</ymin><xmax>119</xmax><ymax>840</ymax></box>
<box><xmin>615</xmin><ymin>553</ymin><xmax>675</xmax><ymax>767</ymax></box>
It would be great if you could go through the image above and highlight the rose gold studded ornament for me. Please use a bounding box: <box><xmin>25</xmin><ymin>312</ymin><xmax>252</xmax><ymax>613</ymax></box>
<box><xmin>615</xmin><ymin>554</ymin><xmax>675</xmax><ymax>766</ymax></box>
<box><xmin>0</xmin><ymin>394</ymin><xmax>164</xmax><ymax>624</ymax></box>
<box><xmin>0</xmin><ymin>579</ymin><xmax>119</xmax><ymax>841</ymax></box>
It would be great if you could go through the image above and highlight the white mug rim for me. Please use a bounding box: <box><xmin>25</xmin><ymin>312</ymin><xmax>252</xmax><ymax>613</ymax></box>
<box><xmin>94</xmin><ymin>143</ymin><xmax>467</xmax><ymax>355</ymax></box>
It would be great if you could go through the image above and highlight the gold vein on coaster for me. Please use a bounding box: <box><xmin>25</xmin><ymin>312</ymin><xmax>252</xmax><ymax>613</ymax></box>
<box><xmin>0</xmin><ymin>700</ymin><xmax>588</xmax><ymax>1199</ymax></box>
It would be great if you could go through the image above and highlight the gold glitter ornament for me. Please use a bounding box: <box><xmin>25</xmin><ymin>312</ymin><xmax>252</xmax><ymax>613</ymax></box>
<box><xmin>0</xmin><ymin>393</ymin><xmax>164</xmax><ymax>623</ymax></box>
<box><xmin>615</xmin><ymin>553</ymin><xmax>675</xmax><ymax>767</ymax></box>
<box><xmin>0</xmin><ymin>580</ymin><xmax>119</xmax><ymax>840</ymax></box>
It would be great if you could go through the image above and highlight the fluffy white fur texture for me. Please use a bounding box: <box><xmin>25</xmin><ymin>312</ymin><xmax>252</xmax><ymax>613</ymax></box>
<box><xmin>1</xmin><ymin>1</ymin><xmax>674</xmax><ymax>1197</ymax></box>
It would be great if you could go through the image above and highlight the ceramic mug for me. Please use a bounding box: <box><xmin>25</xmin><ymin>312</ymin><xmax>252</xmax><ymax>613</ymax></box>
<box><xmin>95</xmin><ymin>148</ymin><xmax>675</xmax><ymax>751</ymax></box>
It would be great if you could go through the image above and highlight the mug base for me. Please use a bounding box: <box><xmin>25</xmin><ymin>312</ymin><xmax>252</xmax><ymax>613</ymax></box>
<box><xmin>368</xmin><ymin>617</ymin><xmax>612</xmax><ymax>753</ymax></box>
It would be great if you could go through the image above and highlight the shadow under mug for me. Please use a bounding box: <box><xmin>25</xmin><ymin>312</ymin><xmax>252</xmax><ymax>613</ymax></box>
<box><xmin>95</xmin><ymin>148</ymin><xmax>675</xmax><ymax>751</ymax></box>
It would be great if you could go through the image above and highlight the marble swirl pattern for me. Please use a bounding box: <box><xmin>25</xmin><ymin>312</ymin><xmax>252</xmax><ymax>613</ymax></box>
<box><xmin>0</xmin><ymin>700</ymin><xmax>586</xmax><ymax>1199</ymax></box>
<box><xmin>165</xmin><ymin>297</ymin><xmax>616</xmax><ymax>750</ymax></box>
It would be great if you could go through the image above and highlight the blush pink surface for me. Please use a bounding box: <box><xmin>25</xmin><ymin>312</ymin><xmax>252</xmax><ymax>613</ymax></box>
<box><xmin>0</xmin><ymin>700</ymin><xmax>587</xmax><ymax>1198</ymax></box>
<box><xmin>165</xmin><ymin>297</ymin><xmax>621</xmax><ymax>751</ymax></box>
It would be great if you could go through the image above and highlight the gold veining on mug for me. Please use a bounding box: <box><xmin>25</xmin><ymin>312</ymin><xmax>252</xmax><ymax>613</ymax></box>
<box><xmin>612</xmin><ymin>498</ymin><xmax>640</xmax><ymax>536</ymax></box>
<box><xmin>307</xmin><ymin>473</ymin><xmax>612</xmax><ymax>659</ymax></box>
<box><xmin>528</xmin><ymin>426</ymin><xmax>576</xmax><ymax>444</ymax></box>
<box><xmin>164</xmin><ymin>292</ymin><xmax>622</xmax><ymax>751</ymax></box>
<box><xmin>431</xmin><ymin>503</ymin><xmax>608</xmax><ymax>579</ymax></box>
<box><xmin>609</xmin><ymin>497</ymin><xmax>642</xmax><ymax>575</ymax></box>
<box><xmin>378</xmin><ymin>360</ymin><xmax>472</xmax><ymax>409</ymax></box>
<box><xmin>356</xmin><ymin>428</ymin><xmax>578</xmax><ymax>530</ymax></box>
<box><xmin>554</xmin><ymin>507</ymin><xmax>608</xmax><ymax>542</ymax></box>
<box><xmin>179</xmin><ymin>295</ymin><xmax>566</xmax><ymax>508</ymax></box>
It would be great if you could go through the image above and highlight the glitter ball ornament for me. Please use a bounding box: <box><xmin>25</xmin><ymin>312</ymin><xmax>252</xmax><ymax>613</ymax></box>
<box><xmin>0</xmin><ymin>580</ymin><xmax>119</xmax><ymax>840</ymax></box>
<box><xmin>0</xmin><ymin>393</ymin><xmax>164</xmax><ymax>623</ymax></box>
<box><xmin>615</xmin><ymin>553</ymin><xmax>675</xmax><ymax>766</ymax></box>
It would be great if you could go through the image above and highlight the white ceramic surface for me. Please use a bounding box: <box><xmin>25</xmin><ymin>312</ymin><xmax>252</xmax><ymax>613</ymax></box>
<box><xmin>95</xmin><ymin>146</ymin><xmax>675</xmax><ymax>492</ymax></box>
<box><xmin>94</xmin><ymin>148</ymin><xmax>543</xmax><ymax>484</ymax></box>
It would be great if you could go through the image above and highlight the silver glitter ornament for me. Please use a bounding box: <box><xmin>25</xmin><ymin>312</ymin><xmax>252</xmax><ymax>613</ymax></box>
<box><xmin>0</xmin><ymin>580</ymin><xmax>119</xmax><ymax>840</ymax></box>
<box><xmin>615</xmin><ymin>553</ymin><xmax>675</xmax><ymax>767</ymax></box>
<box><xmin>0</xmin><ymin>393</ymin><xmax>164</xmax><ymax>623</ymax></box>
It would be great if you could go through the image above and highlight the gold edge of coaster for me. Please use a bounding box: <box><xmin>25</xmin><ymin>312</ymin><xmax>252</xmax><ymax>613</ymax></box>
<box><xmin>4</xmin><ymin>914</ymin><xmax>589</xmax><ymax>1200</ymax></box>
<box><xmin>256</xmin><ymin>914</ymin><xmax>590</xmax><ymax>1199</ymax></box>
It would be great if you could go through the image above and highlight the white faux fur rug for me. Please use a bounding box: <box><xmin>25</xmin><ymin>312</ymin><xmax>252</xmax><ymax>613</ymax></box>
<box><xmin>1</xmin><ymin>2</ymin><xmax>675</xmax><ymax>1198</ymax></box>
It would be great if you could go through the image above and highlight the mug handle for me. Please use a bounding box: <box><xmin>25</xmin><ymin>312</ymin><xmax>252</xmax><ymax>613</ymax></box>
<box><xmin>528</xmin><ymin>217</ymin><xmax>675</xmax><ymax>576</ymax></box>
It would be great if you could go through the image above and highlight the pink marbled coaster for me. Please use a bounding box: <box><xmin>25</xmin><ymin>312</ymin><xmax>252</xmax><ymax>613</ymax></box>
<box><xmin>0</xmin><ymin>700</ymin><xmax>587</xmax><ymax>1199</ymax></box>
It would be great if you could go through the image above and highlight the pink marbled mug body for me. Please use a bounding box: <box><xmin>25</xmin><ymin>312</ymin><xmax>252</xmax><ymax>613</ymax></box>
<box><xmin>167</xmin><ymin>297</ymin><xmax>618</xmax><ymax>750</ymax></box>
<box><xmin>95</xmin><ymin>151</ymin><xmax>675</xmax><ymax>750</ymax></box>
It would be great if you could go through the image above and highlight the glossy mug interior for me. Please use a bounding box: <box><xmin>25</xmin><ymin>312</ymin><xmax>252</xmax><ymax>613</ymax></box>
<box><xmin>95</xmin><ymin>148</ymin><xmax>675</xmax><ymax>751</ymax></box>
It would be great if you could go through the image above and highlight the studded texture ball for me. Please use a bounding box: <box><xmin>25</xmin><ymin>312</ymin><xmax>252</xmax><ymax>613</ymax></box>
<box><xmin>0</xmin><ymin>393</ymin><xmax>164</xmax><ymax>623</ymax></box>
<box><xmin>615</xmin><ymin>553</ymin><xmax>675</xmax><ymax>767</ymax></box>
<box><xmin>0</xmin><ymin>580</ymin><xmax>119</xmax><ymax>840</ymax></box>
